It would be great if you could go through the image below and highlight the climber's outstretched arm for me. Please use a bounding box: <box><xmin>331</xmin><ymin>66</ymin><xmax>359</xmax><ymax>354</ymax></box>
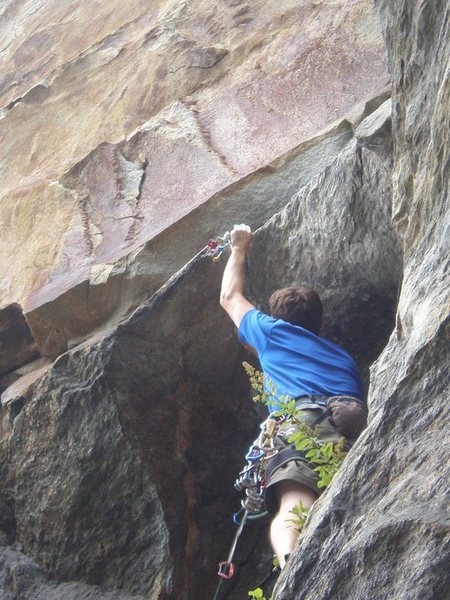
<box><xmin>220</xmin><ymin>224</ymin><xmax>254</xmax><ymax>327</ymax></box>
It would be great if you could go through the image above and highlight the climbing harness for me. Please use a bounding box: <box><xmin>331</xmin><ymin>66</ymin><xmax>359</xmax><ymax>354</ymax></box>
<box><xmin>214</xmin><ymin>386</ymin><xmax>366</xmax><ymax>597</ymax></box>
<box><xmin>214</xmin><ymin>398</ymin><xmax>343</xmax><ymax>597</ymax></box>
<box><xmin>215</xmin><ymin>398</ymin><xmax>340</xmax><ymax>580</ymax></box>
<box><xmin>234</xmin><ymin>414</ymin><xmax>283</xmax><ymax>511</ymax></box>
<box><xmin>214</xmin><ymin>415</ymin><xmax>283</xmax><ymax>599</ymax></box>
<box><xmin>207</xmin><ymin>232</ymin><xmax>231</xmax><ymax>261</ymax></box>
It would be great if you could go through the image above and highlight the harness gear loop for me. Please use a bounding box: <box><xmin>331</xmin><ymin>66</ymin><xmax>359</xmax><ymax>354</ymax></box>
<box><xmin>233</xmin><ymin>414</ymin><xmax>284</xmax><ymax>520</ymax></box>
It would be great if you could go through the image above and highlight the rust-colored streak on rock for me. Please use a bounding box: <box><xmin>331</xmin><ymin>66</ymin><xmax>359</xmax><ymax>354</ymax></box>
<box><xmin>173</xmin><ymin>379</ymin><xmax>201</xmax><ymax>592</ymax></box>
<box><xmin>196</xmin><ymin>1</ymin><xmax>388</xmax><ymax>173</ymax></box>
<box><xmin>0</xmin><ymin>0</ymin><xmax>162</xmax><ymax>107</ymax></box>
<box><xmin>58</xmin><ymin>143</ymin><xmax>147</xmax><ymax>266</ymax></box>
<box><xmin>122</xmin><ymin>105</ymin><xmax>237</xmax><ymax>247</ymax></box>
<box><xmin>0</xmin><ymin>0</ymin><xmax>388</xmax><ymax>320</ymax></box>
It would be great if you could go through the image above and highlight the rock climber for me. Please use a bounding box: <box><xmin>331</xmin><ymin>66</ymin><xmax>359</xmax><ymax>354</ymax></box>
<box><xmin>219</xmin><ymin>224</ymin><xmax>365</xmax><ymax>569</ymax></box>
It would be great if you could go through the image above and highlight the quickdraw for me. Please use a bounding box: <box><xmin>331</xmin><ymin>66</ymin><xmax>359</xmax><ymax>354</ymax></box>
<box><xmin>217</xmin><ymin>509</ymin><xmax>248</xmax><ymax>580</ymax></box>
<box><xmin>214</xmin><ymin>415</ymin><xmax>284</xmax><ymax>598</ymax></box>
<box><xmin>207</xmin><ymin>232</ymin><xmax>231</xmax><ymax>261</ymax></box>
<box><xmin>234</xmin><ymin>415</ymin><xmax>284</xmax><ymax>492</ymax></box>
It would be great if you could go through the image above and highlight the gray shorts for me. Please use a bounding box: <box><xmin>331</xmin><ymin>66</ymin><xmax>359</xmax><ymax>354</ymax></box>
<box><xmin>264</xmin><ymin>407</ymin><xmax>344</xmax><ymax>516</ymax></box>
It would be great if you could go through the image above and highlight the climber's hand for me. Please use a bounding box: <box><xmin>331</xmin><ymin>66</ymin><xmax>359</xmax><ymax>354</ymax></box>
<box><xmin>231</xmin><ymin>224</ymin><xmax>253</xmax><ymax>252</ymax></box>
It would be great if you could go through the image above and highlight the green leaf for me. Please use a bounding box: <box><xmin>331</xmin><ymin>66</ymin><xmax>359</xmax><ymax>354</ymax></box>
<box><xmin>292</xmin><ymin>438</ymin><xmax>311</xmax><ymax>451</ymax></box>
<box><xmin>248</xmin><ymin>588</ymin><xmax>264</xmax><ymax>599</ymax></box>
<box><xmin>305</xmin><ymin>449</ymin><xmax>320</xmax><ymax>460</ymax></box>
<box><xmin>323</xmin><ymin>442</ymin><xmax>334</xmax><ymax>459</ymax></box>
<box><xmin>271</xmin><ymin>408</ymin><xmax>285</xmax><ymax>417</ymax></box>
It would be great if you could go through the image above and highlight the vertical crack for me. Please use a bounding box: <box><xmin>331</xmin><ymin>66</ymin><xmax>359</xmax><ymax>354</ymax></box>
<box><xmin>122</xmin><ymin>154</ymin><xmax>147</xmax><ymax>242</ymax></box>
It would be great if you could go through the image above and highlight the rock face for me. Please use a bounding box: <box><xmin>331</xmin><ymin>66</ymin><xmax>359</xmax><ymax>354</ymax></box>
<box><xmin>0</xmin><ymin>1</ymin><xmax>448</xmax><ymax>600</ymax></box>
<box><xmin>0</xmin><ymin>305</ymin><xmax>39</xmax><ymax>384</ymax></box>
<box><xmin>0</xmin><ymin>102</ymin><xmax>400</xmax><ymax>599</ymax></box>
<box><xmin>272</xmin><ymin>1</ymin><xmax>450</xmax><ymax>598</ymax></box>
<box><xmin>0</xmin><ymin>257</ymin><xmax>267</xmax><ymax>599</ymax></box>
<box><xmin>0</xmin><ymin>0</ymin><xmax>388</xmax><ymax>327</ymax></box>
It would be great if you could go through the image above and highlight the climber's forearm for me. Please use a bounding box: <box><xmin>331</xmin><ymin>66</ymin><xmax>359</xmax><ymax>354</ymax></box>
<box><xmin>220</xmin><ymin>247</ymin><xmax>253</xmax><ymax>327</ymax></box>
<box><xmin>220</xmin><ymin>247</ymin><xmax>246</xmax><ymax>302</ymax></box>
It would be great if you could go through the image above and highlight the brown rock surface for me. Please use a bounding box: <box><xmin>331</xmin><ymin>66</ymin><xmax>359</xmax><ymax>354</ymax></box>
<box><xmin>272</xmin><ymin>0</ymin><xmax>450</xmax><ymax>598</ymax></box>
<box><xmin>0</xmin><ymin>0</ymin><xmax>388</xmax><ymax>318</ymax></box>
<box><xmin>0</xmin><ymin>87</ymin><xmax>400</xmax><ymax>598</ymax></box>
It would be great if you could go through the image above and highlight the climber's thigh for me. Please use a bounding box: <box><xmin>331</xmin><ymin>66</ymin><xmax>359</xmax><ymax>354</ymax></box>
<box><xmin>264</xmin><ymin>458</ymin><xmax>320</xmax><ymax>517</ymax></box>
<box><xmin>273</xmin><ymin>479</ymin><xmax>318</xmax><ymax>513</ymax></box>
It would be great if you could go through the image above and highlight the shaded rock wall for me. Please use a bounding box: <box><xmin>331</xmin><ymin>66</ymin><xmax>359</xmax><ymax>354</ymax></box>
<box><xmin>273</xmin><ymin>1</ymin><xmax>450</xmax><ymax>598</ymax></box>
<box><xmin>0</xmin><ymin>100</ymin><xmax>401</xmax><ymax>599</ymax></box>
<box><xmin>0</xmin><ymin>0</ymin><xmax>448</xmax><ymax>599</ymax></box>
<box><xmin>1</xmin><ymin>256</ymin><xmax>266</xmax><ymax>599</ymax></box>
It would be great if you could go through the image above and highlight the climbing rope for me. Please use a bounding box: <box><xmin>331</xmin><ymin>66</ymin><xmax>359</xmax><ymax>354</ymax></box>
<box><xmin>213</xmin><ymin>416</ymin><xmax>284</xmax><ymax>599</ymax></box>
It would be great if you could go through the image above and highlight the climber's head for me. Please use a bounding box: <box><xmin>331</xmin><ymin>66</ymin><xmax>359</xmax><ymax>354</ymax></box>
<box><xmin>268</xmin><ymin>286</ymin><xmax>322</xmax><ymax>334</ymax></box>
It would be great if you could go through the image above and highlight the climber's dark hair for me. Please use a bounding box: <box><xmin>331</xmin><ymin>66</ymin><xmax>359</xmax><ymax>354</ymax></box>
<box><xmin>268</xmin><ymin>286</ymin><xmax>323</xmax><ymax>334</ymax></box>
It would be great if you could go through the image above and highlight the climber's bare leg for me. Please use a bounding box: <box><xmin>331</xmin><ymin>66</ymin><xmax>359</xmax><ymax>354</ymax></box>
<box><xmin>270</xmin><ymin>480</ymin><xmax>318</xmax><ymax>568</ymax></box>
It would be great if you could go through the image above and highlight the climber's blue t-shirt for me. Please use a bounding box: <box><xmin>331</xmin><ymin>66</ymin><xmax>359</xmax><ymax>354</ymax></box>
<box><xmin>238</xmin><ymin>309</ymin><xmax>363</xmax><ymax>413</ymax></box>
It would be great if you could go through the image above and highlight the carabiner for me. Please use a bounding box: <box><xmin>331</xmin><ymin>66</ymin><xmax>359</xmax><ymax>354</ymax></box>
<box><xmin>232</xmin><ymin>509</ymin><xmax>244</xmax><ymax>525</ymax></box>
<box><xmin>245</xmin><ymin>445</ymin><xmax>264</xmax><ymax>462</ymax></box>
<box><xmin>218</xmin><ymin>561</ymin><xmax>235</xmax><ymax>579</ymax></box>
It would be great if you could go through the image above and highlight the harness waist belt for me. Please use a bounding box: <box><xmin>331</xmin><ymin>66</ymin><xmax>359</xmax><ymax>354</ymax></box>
<box><xmin>294</xmin><ymin>395</ymin><xmax>329</xmax><ymax>409</ymax></box>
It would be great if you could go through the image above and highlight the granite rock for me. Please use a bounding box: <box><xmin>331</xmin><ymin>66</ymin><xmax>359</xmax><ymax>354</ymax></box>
<box><xmin>272</xmin><ymin>1</ymin><xmax>450</xmax><ymax>598</ymax></box>
<box><xmin>0</xmin><ymin>305</ymin><xmax>39</xmax><ymax>383</ymax></box>
<box><xmin>0</xmin><ymin>0</ymin><xmax>388</xmax><ymax>314</ymax></box>
<box><xmin>0</xmin><ymin>102</ymin><xmax>400</xmax><ymax>598</ymax></box>
<box><xmin>0</xmin><ymin>545</ymin><xmax>146</xmax><ymax>600</ymax></box>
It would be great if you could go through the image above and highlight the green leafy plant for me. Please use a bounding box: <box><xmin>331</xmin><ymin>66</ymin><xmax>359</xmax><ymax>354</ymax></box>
<box><xmin>286</xmin><ymin>501</ymin><xmax>309</xmax><ymax>533</ymax></box>
<box><xmin>242</xmin><ymin>362</ymin><xmax>294</xmax><ymax>409</ymax></box>
<box><xmin>242</xmin><ymin>362</ymin><xmax>347</xmax><ymax>489</ymax></box>
<box><xmin>248</xmin><ymin>588</ymin><xmax>266</xmax><ymax>599</ymax></box>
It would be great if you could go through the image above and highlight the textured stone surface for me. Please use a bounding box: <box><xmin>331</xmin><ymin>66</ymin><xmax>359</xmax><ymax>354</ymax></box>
<box><xmin>0</xmin><ymin>0</ymin><xmax>388</xmax><ymax>313</ymax></box>
<box><xmin>1</xmin><ymin>0</ymin><xmax>448</xmax><ymax>598</ymax></box>
<box><xmin>0</xmin><ymin>257</ymin><xmax>266</xmax><ymax>599</ymax></box>
<box><xmin>0</xmin><ymin>304</ymin><xmax>39</xmax><ymax>381</ymax></box>
<box><xmin>0</xmin><ymin>545</ymin><xmax>146</xmax><ymax>599</ymax></box>
<box><xmin>0</xmin><ymin>101</ymin><xmax>399</xmax><ymax>598</ymax></box>
<box><xmin>1</xmin><ymin>340</ymin><xmax>173</xmax><ymax>597</ymax></box>
<box><xmin>22</xmin><ymin>117</ymin><xmax>357</xmax><ymax>355</ymax></box>
<box><xmin>272</xmin><ymin>1</ymin><xmax>450</xmax><ymax>598</ymax></box>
